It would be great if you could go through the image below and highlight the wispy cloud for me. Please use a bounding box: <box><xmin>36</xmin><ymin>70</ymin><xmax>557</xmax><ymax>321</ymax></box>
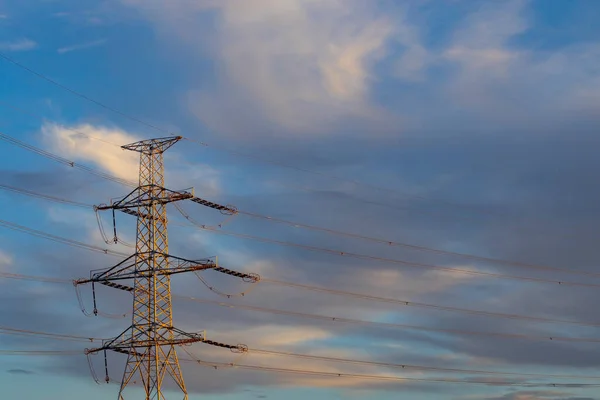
<box><xmin>130</xmin><ymin>0</ymin><xmax>397</xmax><ymax>135</ymax></box>
<box><xmin>0</xmin><ymin>38</ymin><xmax>37</xmax><ymax>52</ymax></box>
<box><xmin>7</xmin><ymin>369</ymin><xmax>35</xmax><ymax>375</ymax></box>
<box><xmin>41</xmin><ymin>123</ymin><xmax>139</xmax><ymax>181</ymax></box>
<box><xmin>57</xmin><ymin>38</ymin><xmax>106</xmax><ymax>54</ymax></box>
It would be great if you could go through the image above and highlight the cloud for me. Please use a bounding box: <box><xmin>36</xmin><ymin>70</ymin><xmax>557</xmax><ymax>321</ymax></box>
<box><xmin>39</xmin><ymin>121</ymin><xmax>221</xmax><ymax>199</ymax></box>
<box><xmin>57</xmin><ymin>39</ymin><xmax>107</xmax><ymax>54</ymax></box>
<box><xmin>463</xmin><ymin>390</ymin><xmax>597</xmax><ymax>400</ymax></box>
<box><xmin>443</xmin><ymin>0</ymin><xmax>527</xmax><ymax>70</ymax></box>
<box><xmin>41</xmin><ymin>123</ymin><xmax>140</xmax><ymax>182</ymax></box>
<box><xmin>0</xmin><ymin>249</ymin><xmax>13</xmax><ymax>283</ymax></box>
<box><xmin>124</xmin><ymin>0</ymin><xmax>397</xmax><ymax>136</ymax></box>
<box><xmin>0</xmin><ymin>38</ymin><xmax>37</xmax><ymax>52</ymax></box>
<box><xmin>0</xmin><ymin>249</ymin><xmax>12</xmax><ymax>270</ymax></box>
<box><xmin>393</xmin><ymin>11</ymin><xmax>431</xmax><ymax>82</ymax></box>
<box><xmin>5</xmin><ymin>2</ymin><xmax>600</xmax><ymax>399</ymax></box>
<box><xmin>7</xmin><ymin>368</ymin><xmax>35</xmax><ymax>375</ymax></box>
<box><xmin>236</xmin><ymin>325</ymin><xmax>332</xmax><ymax>347</ymax></box>
<box><xmin>31</xmin><ymin>117</ymin><xmax>600</xmax><ymax>396</ymax></box>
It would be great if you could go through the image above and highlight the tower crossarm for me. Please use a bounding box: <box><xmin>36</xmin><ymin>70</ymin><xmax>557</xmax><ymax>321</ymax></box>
<box><xmin>188</xmin><ymin>196</ymin><xmax>238</xmax><ymax>215</ymax></box>
<box><xmin>74</xmin><ymin>253</ymin><xmax>217</xmax><ymax>285</ymax></box>
<box><xmin>201</xmin><ymin>340</ymin><xmax>248</xmax><ymax>353</ymax></box>
<box><xmin>212</xmin><ymin>266</ymin><xmax>261</xmax><ymax>283</ymax></box>
<box><xmin>97</xmin><ymin>186</ymin><xmax>193</xmax><ymax>212</ymax></box>
<box><xmin>85</xmin><ymin>326</ymin><xmax>206</xmax><ymax>355</ymax></box>
<box><xmin>120</xmin><ymin>136</ymin><xmax>183</xmax><ymax>154</ymax></box>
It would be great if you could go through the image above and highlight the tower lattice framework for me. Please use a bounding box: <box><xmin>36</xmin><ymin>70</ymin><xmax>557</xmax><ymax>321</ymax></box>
<box><xmin>76</xmin><ymin>136</ymin><xmax>244</xmax><ymax>400</ymax></box>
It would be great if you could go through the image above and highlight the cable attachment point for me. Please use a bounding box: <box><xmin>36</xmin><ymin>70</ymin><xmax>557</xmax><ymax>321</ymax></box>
<box><xmin>243</xmin><ymin>273</ymin><xmax>261</xmax><ymax>283</ymax></box>
<box><xmin>220</xmin><ymin>204</ymin><xmax>238</xmax><ymax>216</ymax></box>
<box><xmin>232</xmin><ymin>344</ymin><xmax>248</xmax><ymax>354</ymax></box>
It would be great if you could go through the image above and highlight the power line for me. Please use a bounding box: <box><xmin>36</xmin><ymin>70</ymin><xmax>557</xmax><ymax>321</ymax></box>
<box><xmin>2</xmin><ymin>98</ymin><xmax>477</xmax><ymax>232</ymax></box>
<box><xmin>0</xmin><ymin>106</ymin><xmax>576</xmax><ymax>290</ymax></box>
<box><xmin>4</xmin><ymin>266</ymin><xmax>600</xmax><ymax>345</ymax></box>
<box><xmin>3</xmin><ymin>181</ymin><xmax>595</xmax><ymax>284</ymax></box>
<box><xmin>3</xmin><ymin>269</ymin><xmax>600</xmax><ymax>330</ymax></box>
<box><xmin>247</xmin><ymin>348</ymin><xmax>600</xmax><ymax>380</ymax></box>
<box><xmin>1</xmin><ymin>97</ymin><xmax>491</xmax><ymax>228</ymax></box>
<box><xmin>0</xmin><ymin>271</ymin><xmax>70</xmax><ymax>283</ymax></box>
<box><xmin>183</xmin><ymin>137</ymin><xmax>499</xmax><ymax>216</ymax></box>
<box><xmin>175</xmin><ymin>212</ymin><xmax>600</xmax><ymax>289</ymax></box>
<box><xmin>183</xmin><ymin>357</ymin><xmax>600</xmax><ymax>388</ymax></box>
<box><xmin>0</xmin><ymin>51</ymin><xmax>495</xmax><ymax>216</ymax></box>
<box><xmin>0</xmin><ymin>326</ymin><xmax>243</xmax><ymax>353</ymax></box>
<box><xmin>260</xmin><ymin>279</ymin><xmax>600</xmax><ymax>328</ymax></box>
<box><xmin>0</xmin><ymin>326</ymin><xmax>97</xmax><ymax>343</ymax></box>
<box><xmin>0</xmin><ymin>131</ymin><xmax>135</xmax><ymax>187</ymax></box>
<box><xmin>0</xmin><ymin>183</ymin><xmax>91</xmax><ymax>208</ymax></box>
<box><xmin>239</xmin><ymin>210</ymin><xmax>599</xmax><ymax>278</ymax></box>
<box><xmin>177</xmin><ymin>296</ymin><xmax>600</xmax><ymax>343</ymax></box>
<box><xmin>0</xmin><ymin>350</ymin><xmax>82</xmax><ymax>356</ymax></box>
<box><xmin>7</xmin><ymin>176</ymin><xmax>580</xmax><ymax>287</ymax></box>
<box><xmin>0</xmin><ymin>99</ymin><xmax>579</xmax><ymax>265</ymax></box>
<box><xmin>4</xmin><ymin>330</ymin><xmax>600</xmax><ymax>382</ymax></box>
<box><xmin>2</xmin><ymin>222</ymin><xmax>600</xmax><ymax>329</ymax></box>
<box><xmin>0</xmin><ymin>100</ymin><xmax>122</xmax><ymax>147</ymax></box>
<box><xmin>0</xmin><ymin>53</ymin><xmax>169</xmax><ymax>134</ymax></box>
<box><xmin>0</xmin><ymin>218</ymin><xmax>128</xmax><ymax>257</ymax></box>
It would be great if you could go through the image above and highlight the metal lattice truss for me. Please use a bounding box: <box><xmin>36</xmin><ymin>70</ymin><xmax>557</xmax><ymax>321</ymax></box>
<box><xmin>75</xmin><ymin>136</ymin><xmax>249</xmax><ymax>400</ymax></box>
<box><xmin>80</xmin><ymin>253</ymin><xmax>217</xmax><ymax>283</ymax></box>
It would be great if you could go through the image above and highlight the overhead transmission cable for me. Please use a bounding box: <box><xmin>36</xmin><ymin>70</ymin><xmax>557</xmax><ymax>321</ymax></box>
<box><xmin>0</xmin><ymin>101</ymin><xmax>577</xmax><ymax>266</ymax></box>
<box><xmin>0</xmin><ymin>100</ymin><xmax>121</xmax><ymax>147</ymax></box>
<box><xmin>0</xmin><ymin>326</ymin><xmax>96</xmax><ymax>343</ymax></box>
<box><xmin>3</xmin><ymin>268</ymin><xmax>600</xmax><ymax>330</ymax></box>
<box><xmin>0</xmin><ymin>53</ymin><xmax>167</xmax><ymax>134</ymax></box>
<box><xmin>3</xmin><ymin>220</ymin><xmax>600</xmax><ymax>329</ymax></box>
<box><xmin>238</xmin><ymin>210</ymin><xmax>598</xmax><ymax>277</ymax></box>
<box><xmin>0</xmin><ymin>350</ymin><xmax>81</xmax><ymax>356</ymax></box>
<box><xmin>4</xmin><ymin>326</ymin><xmax>600</xmax><ymax>381</ymax></box>
<box><xmin>247</xmin><ymin>348</ymin><xmax>600</xmax><ymax>380</ymax></box>
<box><xmin>2</xmin><ymin>263</ymin><xmax>600</xmax><ymax>343</ymax></box>
<box><xmin>0</xmin><ymin>219</ymin><xmax>128</xmax><ymax>257</ymax></box>
<box><xmin>0</xmin><ymin>142</ymin><xmax>578</xmax><ymax>282</ymax></box>
<box><xmin>177</xmin><ymin>295</ymin><xmax>600</xmax><ymax>343</ymax></box>
<box><xmin>175</xmin><ymin>211</ymin><xmax>600</xmax><ymax>288</ymax></box>
<box><xmin>0</xmin><ymin>183</ymin><xmax>91</xmax><ymax>208</ymax></box>
<box><xmin>3</xmin><ymin>161</ymin><xmax>588</xmax><ymax>286</ymax></box>
<box><xmin>183</xmin><ymin>137</ymin><xmax>499</xmax><ymax>216</ymax></box>
<box><xmin>0</xmin><ymin>131</ymin><xmax>135</xmax><ymax>187</ymax></box>
<box><xmin>0</xmin><ymin>51</ymin><xmax>495</xmax><ymax>216</ymax></box>
<box><xmin>258</xmin><ymin>278</ymin><xmax>600</xmax><ymax>327</ymax></box>
<box><xmin>1</xmin><ymin>181</ymin><xmax>596</xmax><ymax>283</ymax></box>
<box><xmin>0</xmin><ymin>98</ymin><xmax>489</xmax><ymax>227</ymax></box>
<box><xmin>0</xmin><ymin>327</ymin><xmax>600</xmax><ymax>388</ymax></box>
<box><xmin>0</xmin><ymin>271</ymin><xmax>70</xmax><ymax>283</ymax></box>
<box><xmin>184</xmin><ymin>357</ymin><xmax>600</xmax><ymax>388</ymax></box>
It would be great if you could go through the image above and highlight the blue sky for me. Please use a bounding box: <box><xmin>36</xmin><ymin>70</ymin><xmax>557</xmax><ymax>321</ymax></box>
<box><xmin>1</xmin><ymin>1</ymin><xmax>600</xmax><ymax>399</ymax></box>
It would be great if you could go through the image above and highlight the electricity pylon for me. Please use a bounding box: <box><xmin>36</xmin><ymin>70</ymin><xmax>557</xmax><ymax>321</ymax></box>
<box><xmin>75</xmin><ymin>136</ymin><xmax>252</xmax><ymax>399</ymax></box>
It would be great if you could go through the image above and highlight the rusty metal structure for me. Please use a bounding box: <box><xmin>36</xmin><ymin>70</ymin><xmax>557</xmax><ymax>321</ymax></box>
<box><xmin>75</xmin><ymin>136</ymin><xmax>255</xmax><ymax>399</ymax></box>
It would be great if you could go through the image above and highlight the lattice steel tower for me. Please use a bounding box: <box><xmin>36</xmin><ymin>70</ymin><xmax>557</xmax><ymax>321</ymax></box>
<box><xmin>75</xmin><ymin>136</ymin><xmax>244</xmax><ymax>399</ymax></box>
